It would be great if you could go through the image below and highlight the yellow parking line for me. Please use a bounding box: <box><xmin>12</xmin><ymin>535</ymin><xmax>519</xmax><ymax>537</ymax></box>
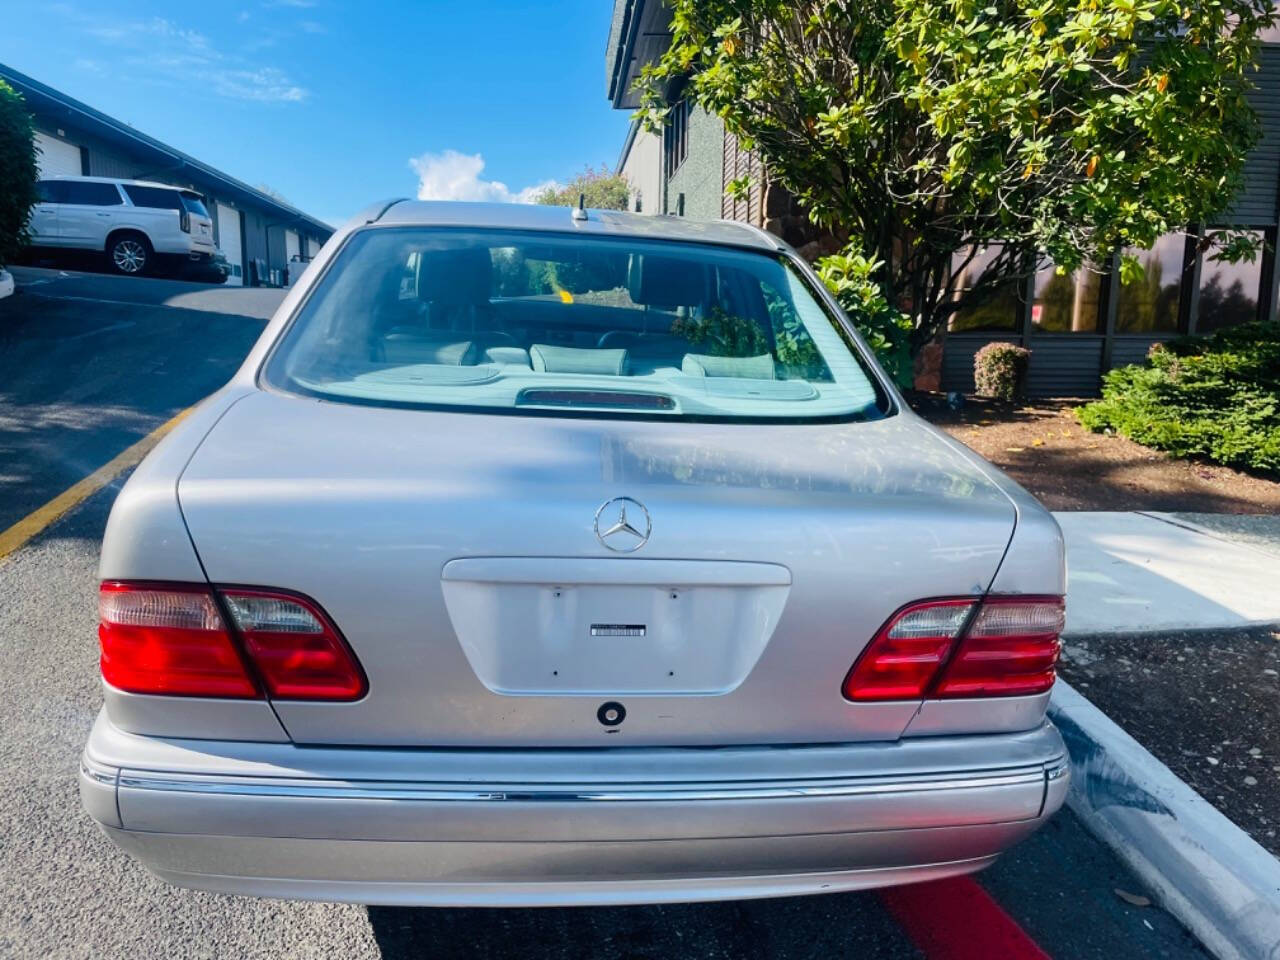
<box><xmin>0</xmin><ymin>406</ymin><xmax>195</xmax><ymax>564</ymax></box>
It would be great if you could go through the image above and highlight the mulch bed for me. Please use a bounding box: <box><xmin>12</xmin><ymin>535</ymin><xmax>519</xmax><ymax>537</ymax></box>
<box><xmin>1059</xmin><ymin>627</ymin><xmax>1280</xmax><ymax>856</ymax></box>
<box><xmin>910</xmin><ymin>392</ymin><xmax>1280</xmax><ymax>513</ymax></box>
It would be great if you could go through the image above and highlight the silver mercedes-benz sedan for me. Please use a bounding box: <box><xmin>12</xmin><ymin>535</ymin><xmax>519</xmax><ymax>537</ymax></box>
<box><xmin>81</xmin><ymin>200</ymin><xmax>1068</xmax><ymax>906</ymax></box>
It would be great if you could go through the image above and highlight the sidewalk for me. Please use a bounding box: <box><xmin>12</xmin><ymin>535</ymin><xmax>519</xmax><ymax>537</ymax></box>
<box><xmin>1054</xmin><ymin>511</ymin><xmax>1280</xmax><ymax>636</ymax></box>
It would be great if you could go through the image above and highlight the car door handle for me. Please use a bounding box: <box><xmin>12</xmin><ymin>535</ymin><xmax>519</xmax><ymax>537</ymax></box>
<box><xmin>96</xmin><ymin>212</ymin><xmax>111</xmax><ymax>217</ymax></box>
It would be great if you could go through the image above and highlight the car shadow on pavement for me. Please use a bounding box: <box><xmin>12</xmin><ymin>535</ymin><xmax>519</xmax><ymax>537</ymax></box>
<box><xmin>366</xmin><ymin>892</ymin><xmax>916</xmax><ymax>960</ymax></box>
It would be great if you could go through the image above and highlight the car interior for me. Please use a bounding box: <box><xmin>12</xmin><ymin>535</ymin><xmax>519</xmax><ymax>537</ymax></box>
<box><xmin>357</xmin><ymin>244</ymin><xmax>832</xmax><ymax>383</ymax></box>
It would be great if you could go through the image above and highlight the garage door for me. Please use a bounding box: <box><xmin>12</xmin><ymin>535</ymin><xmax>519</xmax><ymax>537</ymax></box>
<box><xmin>215</xmin><ymin>203</ymin><xmax>244</xmax><ymax>287</ymax></box>
<box><xmin>284</xmin><ymin>229</ymin><xmax>302</xmax><ymax>286</ymax></box>
<box><xmin>34</xmin><ymin>132</ymin><xmax>82</xmax><ymax>177</ymax></box>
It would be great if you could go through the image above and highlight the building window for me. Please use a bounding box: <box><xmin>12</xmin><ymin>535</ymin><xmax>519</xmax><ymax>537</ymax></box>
<box><xmin>1115</xmin><ymin>234</ymin><xmax>1187</xmax><ymax>333</ymax></box>
<box><xmin>948</xmin><ymin>245</ymin><xmax>1022</xmax><ymax>332</ymax></box>
<box><xmin>1031</xmin><ymin>262</ymin><xmax>1103</xmax><ymax>333</ymax></box>
<box><xmin>1196</xmin><ymin>229</ymin><xmax>1264</xmax><ymax>332</ymax></box>
<box><xmin>664</xmin><ymin>99</ymin><xmax>690</xmax><ymax>179</ymax></box>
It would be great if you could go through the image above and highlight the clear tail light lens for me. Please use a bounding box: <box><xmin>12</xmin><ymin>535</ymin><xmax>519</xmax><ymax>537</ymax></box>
<box><xmin>843</xmin><ymin>596</ymin><xmax>1064</xmax><ymax>702</ymax></box>
<box><xmin>99</xmin><ymin>582</ymin><xmax>258</xmax><ymax>698</ymax></box>
<box><xmin>98</xmin><ymin>582</ymin><xmax>365</xmax><ymax>701</ymax></box>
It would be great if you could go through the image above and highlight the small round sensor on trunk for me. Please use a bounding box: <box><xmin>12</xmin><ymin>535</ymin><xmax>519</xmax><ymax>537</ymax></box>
<box><xmin>597</xmin><ymin>701</ymin><xmax>626</xmax><ymax>727</ymax></box>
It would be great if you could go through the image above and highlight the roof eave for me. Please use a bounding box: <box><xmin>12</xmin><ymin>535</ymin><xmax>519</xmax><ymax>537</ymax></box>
<box><xmin>0</xmin><ymin>61</ymin><xmax>333</xmax><ymax>236</ymax></box>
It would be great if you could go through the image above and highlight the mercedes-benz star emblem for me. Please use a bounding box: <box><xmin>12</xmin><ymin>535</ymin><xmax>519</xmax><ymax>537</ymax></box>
<box><xmin>594</xmin><ymin>497</ymin><xmax>651</xmax><ymax>552</ymax></box>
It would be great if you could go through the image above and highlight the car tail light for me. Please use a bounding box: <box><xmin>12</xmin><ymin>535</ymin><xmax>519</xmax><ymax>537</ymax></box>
<box><xmin>842</xmin><ymin>599</ymin><xmax>975</xmax><ymax>701</ymax></box>
<box><xmin>99</xmin><ymin>582</ymin><xmax>258</xmax><ymax>698</ymax></box>
<box><xmin>220</xmin><ymin>589</ymin><xmax>366</xmax><ymax>701</ymax></box>
<box><xmin>98</xmin><ymin>582</ymin><xmax>365</xmax><ymax>701</ymax></box>
<box><xmin>843</xmin><ymin>596</ymin><xmax>1064</xmax><ymax>702</ymax></box>
<box><xmin>933</xmin><ymin>597</ymin><xmax>1064</xmax><ymax>698</ymax></box>
<box><xmin>179</xmin><ymin>210</ymin><xmax>191</xmax><ymax>233</ymax></box>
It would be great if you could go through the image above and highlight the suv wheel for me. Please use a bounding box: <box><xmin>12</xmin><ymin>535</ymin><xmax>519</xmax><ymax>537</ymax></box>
<box><xmin>108</xmin><ymin>234</ymin><xmax>150</xmax><ymax>275</ymax></box>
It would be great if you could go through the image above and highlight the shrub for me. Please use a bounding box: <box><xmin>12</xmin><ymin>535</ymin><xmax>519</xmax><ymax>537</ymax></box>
<box><xmin>0</xmin><ymin>79</ymin><xmax>38</xmax><ymax>268</ymax></box>
<box><xmin>816</xmin><ymin>244</ymin><xmax>913</xmax><ymax>387</ymax></box>
<box><xmin>973</xmin><ymin>343</ymin><xmax>1030</xmax><ymax>401</ymax></box>
<box><xmin>1076</xmin><ymin>322</ymin><xmax>1280</xmax><ymax>474</ymax></box>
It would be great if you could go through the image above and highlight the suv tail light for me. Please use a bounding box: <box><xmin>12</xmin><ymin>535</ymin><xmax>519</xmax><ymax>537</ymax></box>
<box><xmin>98</xmin><ymin>582</ymin><xmax>366</xmax><ymax>701</ymax></box>
<box><xmin>179</xmin><ymin>210</ymin><xmax>191</xmax><ymax>233</ymax></box>
<box><xmin>842</xmin><ymin>596</ymin><xmax>1064</xmax><ymax>702</ymax></box>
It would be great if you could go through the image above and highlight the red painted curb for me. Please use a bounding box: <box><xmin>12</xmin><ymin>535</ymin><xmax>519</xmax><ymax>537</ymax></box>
<box><xmin>880</xmin><ymin>877</ymin><xmax>1051</xmax><ymax>960</ymax></box>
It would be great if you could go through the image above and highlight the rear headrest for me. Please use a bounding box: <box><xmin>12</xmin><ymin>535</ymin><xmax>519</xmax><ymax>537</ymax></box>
<box><xmin>627</xmin><ymin>254</ymin><xmax>709</xmax><ymax>308</ymax></box>
<box><xmin>381</xmin><ymin>334</ymin><xmax>476</xmax><ymax>366</ymax></box>
<box><xmin>417</xmin><ymin>248</ymin><xmax>492</xmax><ymax>306</ymax></box>
<box><xmin>530</xmin><ymin>344</ymin><xmax>630</xmax><ymax>376</ymax></box>
<box><xmin>682</xmin><ymin>353</ymin><xmax>776</xmax><ymax>380</ymax></box>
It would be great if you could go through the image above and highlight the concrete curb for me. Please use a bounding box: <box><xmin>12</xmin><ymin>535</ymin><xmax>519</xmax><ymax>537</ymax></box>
<box><xmin>1049</xmin><ymin>681</ymin><xmax>1280</xmax><ymax>960</ymax></box>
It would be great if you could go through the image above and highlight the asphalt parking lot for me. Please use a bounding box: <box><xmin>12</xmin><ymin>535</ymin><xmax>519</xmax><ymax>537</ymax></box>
<box><xmin>0</xmin><ymin>267</ymin><xmax>1216</xmax><ymax>959</ymax></box>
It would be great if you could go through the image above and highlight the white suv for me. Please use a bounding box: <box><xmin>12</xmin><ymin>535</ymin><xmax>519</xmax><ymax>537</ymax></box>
<box><xmin>28</xmin><ymin>176</ymin><xmax>216</xmax><ymax>276</ymax></box>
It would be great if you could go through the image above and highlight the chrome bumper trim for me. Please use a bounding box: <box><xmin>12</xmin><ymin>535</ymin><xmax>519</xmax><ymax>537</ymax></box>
<box><xmin>112</xmin><ymin>764</ymin><xmax>1055</xmax><ymax>804</ymax></box>
<box><xmin>81</xmin><ymin>755</ymin><xmax>118</xmax><ymax>788</ymax></box>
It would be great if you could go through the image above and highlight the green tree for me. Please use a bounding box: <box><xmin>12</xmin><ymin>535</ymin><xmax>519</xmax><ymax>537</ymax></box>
<box><xmin>534</xmin><ymin>165</ymin><xmax>630</xmax><ymax>210</ymax></box>
<box><xmin>639</xmin><ymin>0</ymin><xmax>1276</xmax><ymax>352</ymax></box>
<box><xmin>0</xmin><ymin>80</ymin><xmax>38</xmax><ymax>268</ymax></box>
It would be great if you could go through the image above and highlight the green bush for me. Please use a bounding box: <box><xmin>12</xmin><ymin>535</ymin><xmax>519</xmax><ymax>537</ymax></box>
<box><xmin>974</xmin><ymin>342</ymin><xmax>1031</xmax><ymax>401</ymax></box>
<box><xmin>1076</xmin><ymin>322</ymin><xmax>1280</xmax><ymax>474</ymax></box>
<box><xmin>0</xmin><ymin>79</ymin><xmax>38</xmax><ymax>268</ymax></box>
<box><xmin>816</xmin><ymin>245</ymin><xmax>913</xmax><ymax>387</ymax></box>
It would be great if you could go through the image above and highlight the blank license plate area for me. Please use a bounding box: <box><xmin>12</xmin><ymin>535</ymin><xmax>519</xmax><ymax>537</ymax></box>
<box><xmin>440</xmin><ymin>559</ymin><xmax>791</xmax><ymax>695</ymax></box>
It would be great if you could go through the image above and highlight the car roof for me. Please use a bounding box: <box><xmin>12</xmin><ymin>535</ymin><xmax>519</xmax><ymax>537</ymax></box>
<box><xmin>373</xmin><ymin>200</ymin><xmax>784</xmax><ymax>252</ymax></box>
<box><xmin>42</xmin><ymin>175</ymin><xmax>192</xmax><ymax>192</ymax></box>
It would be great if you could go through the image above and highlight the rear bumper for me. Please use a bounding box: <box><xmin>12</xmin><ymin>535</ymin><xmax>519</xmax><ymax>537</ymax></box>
<box><xmin>81</xmin><ymin>712</ymin><xmax>1069</xmax><ymax>906</ymax></box>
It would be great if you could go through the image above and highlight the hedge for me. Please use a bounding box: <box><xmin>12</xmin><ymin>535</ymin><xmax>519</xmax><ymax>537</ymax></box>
<box><xmin>1076</xmin><ymin>322</ymin><xmax>1280</xmax><ymax>474</ymax></box>
<box><xmin>0</xmin><ymin>79</ymin><xmax>38</xmax><ymax>268</ymax></box>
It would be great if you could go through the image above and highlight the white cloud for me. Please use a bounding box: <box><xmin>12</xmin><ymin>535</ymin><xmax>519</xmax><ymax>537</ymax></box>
<box><xmin>409</xmin><ymin>150</ymin><xmax>557</xmax><ymax>204</ymax></box>
<box><xmin>213</xmin><ymin>68</ymin><xmax>308</xmax><ymax>103</ymax></box>
<box><xmin>78</xmin><ymin>15</ymin><xmax>309</xmax><ymax>103</ymax></box>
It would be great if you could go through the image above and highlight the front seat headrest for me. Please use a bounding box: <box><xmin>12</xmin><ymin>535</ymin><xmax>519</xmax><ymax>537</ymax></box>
<box><xmin>417</xmin><ymin>248</ymin><xmax>492</xmax><ymax>306</ymax></box>
<box><xmin>627</xmin><ymin>254</ymin><xmax>708</xmax><ymax>309</ymax></box>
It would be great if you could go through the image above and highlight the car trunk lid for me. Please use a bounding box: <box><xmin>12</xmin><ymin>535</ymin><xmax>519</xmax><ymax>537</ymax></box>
<box><xmin>177</xmin><ymin>390</ymin><xmax>1017</xmax><ymax>747</ymax></box>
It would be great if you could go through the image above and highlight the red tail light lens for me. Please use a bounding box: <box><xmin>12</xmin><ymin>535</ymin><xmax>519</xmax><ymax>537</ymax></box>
<box><xmin>842</xmin><ymin>599</ymin><xmax>975</xmax><ymax>701</ymax></box>
<box><xmin>98</xmin><ymin>582</ymin><xmax>365</xmax><ymax>701</ymax></box>
<box><xmin>99</xmin><ymin>582</ymin><xmax>258</xmax><ymax>698</ymax></box>
<box><xmin>842</xmin><ymin>596</ymin><xmax>1064</xmax><ymax>702</ymax></box>
<box><xmin>933</xmin><ymin>597</ymin><xmax>1064</xmax><ymax>698</ymax></box>
<box><xmin>221</xmin><ymin>589</ymin><xmax>366</xmax><ymax>701</ymax></box>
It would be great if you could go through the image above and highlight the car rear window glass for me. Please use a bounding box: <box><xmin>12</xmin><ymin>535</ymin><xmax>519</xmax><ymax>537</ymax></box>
<box><xmin>180</xmin><ymin>193</ymin><xmax>210</xmax><ymax>217</ymax></box>
<box><xmin>61</xmin><ymin>181</ymin><xmax>123</xmax><ymax>206</ymax></box>
<box><xmin>123</xmin><ymin>185</ymin><xmax>183</xmax><ymax>210</ymax></box>
<box><xmin>263</xmin><ymin>227</ymin><xmax>891</xmax><ymax>423</ymax></box>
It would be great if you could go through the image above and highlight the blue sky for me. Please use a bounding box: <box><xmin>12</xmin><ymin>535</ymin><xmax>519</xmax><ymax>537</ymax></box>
<box><xmin>0</xmin><ymin>1</ymin><xmax>633</xmax><ymax>226</ymax></box>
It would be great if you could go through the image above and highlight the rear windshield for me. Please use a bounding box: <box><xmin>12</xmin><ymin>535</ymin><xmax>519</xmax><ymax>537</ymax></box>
<box><xmin>262</xmin><ymin>227</ymin><xmax>890</xmax><ymax>422</ymax></box>
<box><xmin>180</xmin><ymin>193</ymin><xmax>209</xmax><ymax>217</ymax></box>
